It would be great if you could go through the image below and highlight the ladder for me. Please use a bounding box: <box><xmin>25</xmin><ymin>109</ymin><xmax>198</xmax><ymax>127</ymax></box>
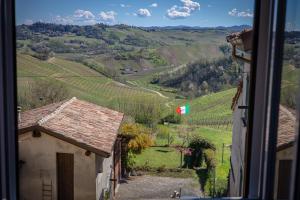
<box><xmin>42</xmin><ymin>180</ymin><xmax>53</xmax><ymax>200</ymax></box>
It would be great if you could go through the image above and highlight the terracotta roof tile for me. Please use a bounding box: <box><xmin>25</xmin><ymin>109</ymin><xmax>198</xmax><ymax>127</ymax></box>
<box><xmin>19</xmin><ymin>98</ymin><xmax>124</xmax><ymax>156</ymax></box>
<box><xmin>18</xmin><ymin>101</ymin><xmax>66</xmax><ymax>129</ymax></box>
<box><xmin>277</xmin><ymin>105</ymin><xmax>297</xmax><ymax>149</ymax></box>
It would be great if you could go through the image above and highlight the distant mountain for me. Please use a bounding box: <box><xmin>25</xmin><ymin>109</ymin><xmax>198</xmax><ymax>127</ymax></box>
<box><xmin>17</xmin><ymin>22</ymin><xmax>252</xmax><ymax>32</ymax></box>
<box><xmin>215</xmin><ymin>25</ymin><xmax>252</xmax><ymax>31</ymax></box>
<box><xmin>139</xmin><ymin>25</ymin><xmax>252</xmax><ymax>31</ymax></box>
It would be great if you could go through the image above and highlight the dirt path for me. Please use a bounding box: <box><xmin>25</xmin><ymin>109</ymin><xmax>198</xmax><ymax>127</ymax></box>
<box><xmin>126</xmin><ymin>81</ymin><xmax>169</xmax><ymax>99</ymax></box>
<box><xmin>115</xmin><ymin>175</ymin><xmax>202</xmax><ymax>200</ymax></box>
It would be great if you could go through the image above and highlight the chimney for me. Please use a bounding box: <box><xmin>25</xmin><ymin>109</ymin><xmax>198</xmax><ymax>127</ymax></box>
<box><xmin>17</xmin><ymin>106</ymin><xmax>22</xmax><ymax>123</ymax></box>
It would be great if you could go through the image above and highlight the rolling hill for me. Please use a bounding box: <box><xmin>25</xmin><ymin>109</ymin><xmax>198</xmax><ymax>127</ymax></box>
<box><xmin>17</xmin><ymin>54</ymin><xmax>167</xmax><ymax>110</ymax></box>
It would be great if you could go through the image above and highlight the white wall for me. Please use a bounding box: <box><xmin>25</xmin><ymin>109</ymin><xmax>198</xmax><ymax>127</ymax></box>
<box><xmin>96</xmin><ymin>154</ymin><xmax>113</xmax><ymax>200</ymax></box>
<box><xmin>19</xmin><ymin>131</ymin><xmax>97</xmax><ymax>200</ymax></box>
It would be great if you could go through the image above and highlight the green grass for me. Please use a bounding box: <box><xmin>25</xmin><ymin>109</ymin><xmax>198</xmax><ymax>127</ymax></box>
<box><xmin>165</xmin><ymin>89</ymin><xmax>236</xmax><ymax>125</ymax></box>
<box><xmin>194</xmin><ymin>127</ymin><xmax>232</xmax><ymax>180</ymax></box>
<box><xmin>134</xmin><ymin>126</ymin><xmax>232</xmax><ymax>181</ymax></box>
<box><xmin>281</xmin><ymin>62</ymin><xmax>300</xmax><ymax>89</ymax></box>
<box><xmin>134</xmin><ymin>146</ymin><xmax>182</xmax><ymax>168</ymax></box>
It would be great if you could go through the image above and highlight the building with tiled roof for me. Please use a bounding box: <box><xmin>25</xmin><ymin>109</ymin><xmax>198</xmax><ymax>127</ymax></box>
<box><xmin>18</xmin><ymin>97</ymin><xmax>124</xmax><ymax>200</ymax></box>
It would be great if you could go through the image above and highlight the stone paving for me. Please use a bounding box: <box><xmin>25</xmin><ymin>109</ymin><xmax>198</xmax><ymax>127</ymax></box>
<box><xmin>115</xmin><ymin>175</ymin><xmax>202</xmax><ymax>200</ymax></box>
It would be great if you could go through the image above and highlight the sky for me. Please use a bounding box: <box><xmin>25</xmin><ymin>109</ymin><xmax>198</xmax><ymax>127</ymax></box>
<box><xmin>16</xmin><ymin>0</ymin><xmax>256</xmax><ymax>27</ymax></box>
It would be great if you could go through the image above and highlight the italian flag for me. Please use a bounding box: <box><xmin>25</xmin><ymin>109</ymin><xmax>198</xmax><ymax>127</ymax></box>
<box><xmin>176</xmin><ymin>104</ymin><xmax>190</xmax><ymax>115</ymax></box>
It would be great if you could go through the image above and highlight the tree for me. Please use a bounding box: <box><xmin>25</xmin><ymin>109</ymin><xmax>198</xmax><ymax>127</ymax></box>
<box><xmin>186</xmin><ymin>134</ymin><xmax>216</xmax><ymax>168</ymax></box>
<box><xmin>219</xmin><ymin>44</ymin><xmax>232</xmax><ymax>57</ymax></box>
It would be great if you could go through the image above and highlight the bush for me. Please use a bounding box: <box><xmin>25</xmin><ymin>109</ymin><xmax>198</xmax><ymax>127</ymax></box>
<box><xmin>215</xmin><ymin>179</ymin><xmax>228</xmax><ymax>197</ymax></box>
<box><xmin>160</xmin><ymin>113</ymin><xmax>181</xmax><ymax>124</ymax></box>
<box><xmin>186</xmin><ymin>134</ymin><xmax>216</xmax><ymax>168</ymax></box>
<box><xmin>204</xmin><ymin>149</ymin><xmax>217</xmax><ymax>170</ymax></box>
<box><xmin>18</xmin><ymin>79</ymin><xmax>70</xmax><ymax>110</ymax></box>
<box><xmin>126</xmin><ymin>150</ymin><xmax>136</xmax><ymax>171</ymax></box>
<box><xmin>120</xmin><ymin>123</ymin><xmax>153</xmax><ymax>154</ymax></box>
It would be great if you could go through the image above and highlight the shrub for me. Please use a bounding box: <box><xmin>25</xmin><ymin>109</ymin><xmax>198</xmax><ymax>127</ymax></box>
<box><xmin>18</xmin><ymin>79</ymin><xmax>70</xmax><ymax>110</ymax></box>
<box><xmin>215</xmin><ymin>179</ymin><xmax>228</xmax><ymax>197</ymax></box>
<box><xmin>186</xmin><ymin>134</ymin><xmax>216</xmax><ymax>168</ymax></box>
<box><xmin>204</xmin><ymin>149</ymin><xmax>217</xmax><ymax>171</ymax></box>
<box><xmin>126</xmin><ymin>150</ymin><xmax>136</xmax><ymax>171</ymax></box>
<box><xmin>120</xmin><ymin>123</ymin><xmax>153</xmax><ymax>154</ymax></box>
<box><xmin>159</xmin><ymin>113</ymin><xmax>181</xmax><ymax>124</ymax></box>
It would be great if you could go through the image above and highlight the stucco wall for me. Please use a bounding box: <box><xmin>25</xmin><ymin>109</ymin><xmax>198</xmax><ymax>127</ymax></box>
<box><xmin>230</xmin><ymin>94</ymin><xmax>247</xmax><ymax>197</ymax></box>
<box><xmin>96</xmin><ymin>154</ymin><xmax>113</xmax><ymax>200</ymax></box>
<box><xmin>229</xmin><ymin>63</ymin><xmax>250</xmax><ymax>197</ymax></box>
<box><xmin>19</xmin><ymin>131</ymin><xmax>97</xmax><ymax>200</ymax></box>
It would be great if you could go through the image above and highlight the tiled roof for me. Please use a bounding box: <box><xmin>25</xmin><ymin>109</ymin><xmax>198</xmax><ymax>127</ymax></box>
<box><xmin>277</xmin><ymin>105</ymin><xmax>297</xmax><ymax>150</ymax></box>
<box><xmin>19</xmin><ymin>101</ymin><xmax>66</xmax><ymax>130</ymax></box>
<box><xmin>226</xmin><ymin>29</ymin><xmax>253</xmax><ymax>51</ymax></box>
<box><xmin>19</xmin><ymin>97</ymin><xmax>124</xmax><ymax>157</ymax></box>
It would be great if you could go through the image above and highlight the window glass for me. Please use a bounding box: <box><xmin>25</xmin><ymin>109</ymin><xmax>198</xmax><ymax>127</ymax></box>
<box><xmin>15</xmin><ymin>0</ymin><xmax>254</xmax><ymax>199</ymax></box>
<box><xmin>274</xmin><ymin>0</ymin><xmax>300</xmax><ymax>199</ymax></box>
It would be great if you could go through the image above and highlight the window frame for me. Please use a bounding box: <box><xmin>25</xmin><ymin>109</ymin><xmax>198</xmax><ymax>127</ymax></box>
<box><xmin>0</xmin><ymin>0</ymin><xmax>19</xmax><ymax>199</ymax></box>
<box><xmin>0</xmin><ymin>0</ymin><xmax>299</xmax><ymax>199</ymax></box>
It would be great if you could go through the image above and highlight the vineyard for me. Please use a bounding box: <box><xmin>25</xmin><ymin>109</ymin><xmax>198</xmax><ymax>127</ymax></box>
<box><xmin>17</xmin><ymin>53</ymin><xmax>236</xmax><ymax>129</ymax></box>
<box><xmin>178</xmin><ymin>89</ymin><xmax>235</xmax><ymax>127</ymax></box>
<box><xmin>17</xmin><ymin>54</ymin><xmax>167</xmax><ymax>110</ymax></box>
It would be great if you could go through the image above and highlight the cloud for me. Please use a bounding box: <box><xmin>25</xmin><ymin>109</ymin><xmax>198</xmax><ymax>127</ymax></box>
<box><xmin>120</xmin><ymin>4</ymin><xmax>131</xmax><ymax>8</ymax></box>
<box><xmin>150</xmin><ymin>3</ymin><xmax>158</xmax><ymax>8</ymax></box>
<box><xmin>207</xmin><ymin>4</ymin><xmax>212</xmax><ymax>8</ymax></box>
<box><xmin>181</xmin><ymin>0</ymin><xmax>200</xmax><ymax>12</ymax></box>
<box><xmin>24</xmin><ymin>19</ymin><xmax>34</xmax><ymax>25</ymax></box>
<box><xmin>74</xmin><ymin>9</ymin><xmax>95</xmax><ymax>19</ymax></box>
<box><xmin>53</xmin><ymin>15</ymin><xmax>74</xmax><ymax>24</ymax></box>
<box><xmin>136</xmin><ymin>9</ymin><xmax>151</xmax><ymax>17</ymax></box>
<box><xmin>99</xmin><ymin>11</ymin><xmax>117</xmax><ymax>22</ymax></box>
<box><xmin>228</xmin><ymin>8</ymin><xmax>253</xmax><ymax>18</ymax></box>
<box><xmin>50</xmin><ymin>9</ymin><xmax>118</xmax><ymax>25</ymax></box>
<box><xmin>167</xmin><ymin>6</ymin><xmax>191</xmax><ymax>19</ymax></box>
<box><xmin>166</xmin><ymin>0</ymin><xmax>200</xmax><ymax>19</ymax></box>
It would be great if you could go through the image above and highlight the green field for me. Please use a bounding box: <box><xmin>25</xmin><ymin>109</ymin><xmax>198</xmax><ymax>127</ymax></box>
<box><xmin>182</xmin><ymin>89</ymin><xmax>235</xmax><ymax>123</ymax></box>
<box><xmin>16</xmin><ymin>24</ymin><xmax>246</xmax><ymax>198</ymax></box>
<box><xmin>134</xmin><ymin>126</ymin><xmax>232</xmax><ymax>194</ymax></box>
<box><xmin>17</xmin><ymin>54</ymin><xmax>167</xmax><ymax>110</ymax></box>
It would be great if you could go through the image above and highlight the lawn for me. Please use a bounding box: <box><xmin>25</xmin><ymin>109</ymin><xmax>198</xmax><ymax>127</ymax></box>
<box><xmin>134</xmin><ymin>146</ymin><xmax>182</xmax><ymax>168</ymax></box>
<box><xmin>134</xmin><ymin>126</ymin><xmax>232</xmax><ymax>182</ymax></box>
